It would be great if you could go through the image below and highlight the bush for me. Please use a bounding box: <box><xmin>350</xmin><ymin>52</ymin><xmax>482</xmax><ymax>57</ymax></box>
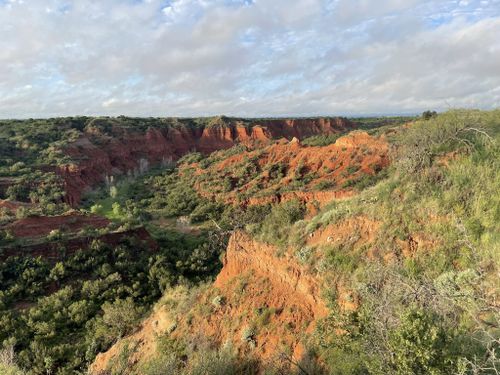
<box><xmin>189</xmin><ymin>202</ymin><xmax>223</xmax><ymax>223</ymax></box>
<box><xmin>46</xmin><ymin>229</ymin><xmax>63</xmax><ymax>241</ymax></box>
<box><xmin>388</xmin><ymin>308</ymin><xmax>457</xmax><ymax>375</ymax></box>
<box><xmin>257</xmin><ymin>200</ymin><xmax>305</xmax><ymax>246</ymax></box>
<box><xmin>211</xmin><ymin>295</ymin><xmax>226</xmax><ymax>308</ymax></box>
<box><xmin>422</xmin><ymin>110</ymin><xmax>438</xmax><ymax>120</ymax></box>
<box><xmin>96</xmin><ymin>298</ymin><xmax>145</xmax><ymax>342</ymax></box>
<box><xmin>162</xmin><ymin>186</ymin><xmax>200</xmax><ymax>217</ymax></box>
<box><xmin>186</xmin><ymin>347</ymin><xmax>258</xmax><ymax>375</ymax></box>
<box><xmin>314</xmin><ymin>180</ymin><xmax>335</xmax><ymax>191</ymax></box>
<box><xmin>395</xmin><ymin>110</ymin><xmax>496</xmax><ymax>175</ymax></box>
<box><xmin>241</xmin><ymin>326</ymin><xmax>256</xmax><ymax>342</ymax></box>
<box><xmin>302</xmin><ymin>134</ymin><xmax>343</xmax><ymax>147</ymax></box>
<box><xmin>178</xmin><ymin>152</ymin><xmax>204</xmax><ymax>165</ymax></box>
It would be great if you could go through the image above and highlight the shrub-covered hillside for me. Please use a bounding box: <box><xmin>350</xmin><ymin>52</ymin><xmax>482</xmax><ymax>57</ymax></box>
<box><xmin>86</xmin><ymin>110</ymin><xmax>499</xmax><ymax>375</ymax></box>
<box><xmin>1</xmin><ymin>110</ymin><xmax>498</xmax><ymax>375</ymax></box>
<box><xmin>297</xmin><ymin>110</ymin><xmax>500</xmax><ymax>374</ymax></box>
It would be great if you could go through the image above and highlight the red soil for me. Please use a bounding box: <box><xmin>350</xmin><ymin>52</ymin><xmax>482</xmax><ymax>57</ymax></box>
<box><xmin>0</xmin><ymin>199</ymin><xmax>31</xmax><ymax>213</ymax></box>
<box><xmin>189</xmin><ymin>131</ymin><xmax>389</xmax><ymax>209</ymax></box>
<box><xmin>4</xmin><ymin>212</ymin><xmax>110</xmax><ymax>238</ymax></box>
<box><xmin>58</xmin><ymin>118</ymin><xmax>354</xmax><ymax>206</ymax></box>
<box><xmin>90</xmin><ymin>231</ymin><xmax>327</xmax><ymax>373</ymax></box>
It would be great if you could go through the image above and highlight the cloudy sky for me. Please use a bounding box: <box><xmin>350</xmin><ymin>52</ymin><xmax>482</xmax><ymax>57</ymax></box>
<box><xmin>0</xmin><ymin>0</ymin><xmax>499</xmax><ymax>118</ymax></box>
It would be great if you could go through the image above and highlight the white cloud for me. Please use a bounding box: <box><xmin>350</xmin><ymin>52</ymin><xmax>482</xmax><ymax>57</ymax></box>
<box><xmin>0</xmin><ymin>0</ymin><xmax>499</xmax><ymax>117</ymax></box>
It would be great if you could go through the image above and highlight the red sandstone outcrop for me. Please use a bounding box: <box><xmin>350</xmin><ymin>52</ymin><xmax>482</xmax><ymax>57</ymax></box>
<box><xmin>90</xmin><ymin>231</ymin><xmax>327</xmax><ymax>373</ymax></box>
<box><xmin>58</xmin><ymin>118</ymin><xmax>354</xmax><ymax>206</ymax></box>
<box><xmin>189</xmin><ymin>131</ymin><xmax>389</xmax><ymax>209</ymax></box>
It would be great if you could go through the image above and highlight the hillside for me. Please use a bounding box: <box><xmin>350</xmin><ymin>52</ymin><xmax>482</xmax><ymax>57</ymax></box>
<box><xmin>0</xmin><ymin>116</ymin><xmax>354</xmax><ymax>207</ymax></box>
<box><xmin>88</xmin><ymin>110</ymin><xmax>500</xmax><ymax>375</ymax></box>
<box><xmin>0</xmin><ymin>115</ymin><xmax>372</xmax><ymax>374</ymax></box>
<box><xmin>1</xmin><ymin>111</ymin><xmax>499</xmax><ymax>375</ymax></box>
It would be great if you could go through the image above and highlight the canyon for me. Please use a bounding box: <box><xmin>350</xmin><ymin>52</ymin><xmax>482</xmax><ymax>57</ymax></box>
<box><xmin>57</xmin><ymin>117</ymin><xmax>354</xmax><ymax>206</ymax></box>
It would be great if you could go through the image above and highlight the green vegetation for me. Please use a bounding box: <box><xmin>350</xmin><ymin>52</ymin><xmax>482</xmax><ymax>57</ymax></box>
<box><xmin>302</xmin><ymin>133</ymin><xmax>343</xmax><ymax>147</ymax></box>
<box><xmin>301</xmin><ymin>110</ymin><xmax>500</xmax><ymax>374</ymax></box>
<box><xmin>252</xmin><ymin>199</ymin><xmax>306</xmax><ymax>247</ymax></box>
<box><xmin>0</xmin><ymin>227</ymin><xmax>224</xmax><ymax>373</ymax></box>
<box><xmin>0</xmin><ymin>118</ymin><xmax>85</xmax><ymax>214</ymax></box>
<box><xmin>1</xmin><ymin>111</ymin><xmax>498</xmax><ymax>374</ymax></box>
<box><xmin>301</xmin><ymin>116</ymin><xmax>416</xmax><ymax>147</ymax></box>
<box><xmin>422</xmin><ymin>110</ymin><xmax>438</xmax><ymax>120</ymax></box>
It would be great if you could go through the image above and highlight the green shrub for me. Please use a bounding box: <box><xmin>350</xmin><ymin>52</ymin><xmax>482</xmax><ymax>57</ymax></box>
<box><xmin>94</xmin><ymin>298</ymin><xmax>145</xmax><ymax>343</ymax></box>
<box><xmin>395</xmin><ymin>110</ymin><xmax>497</xmax><ymax>175</ymax></box>
<box><xmin>314</xmin><ymin>180</ymin><xmax>335</xmax><ymax>191</ymax></box>
<box><xmin>422</xmin><ymin>110</ymin><xmax>438</xmax><ymax>120</ymax></box>
<box><xmin>302</xmin><ymin>134</ymin><xmax>343</xmax><ymax>147</ymax></box>
<box><xmin>388</xmin><ymin>308</ymin><xmax>457</xmax><ymax>375</ymax></box>
<box><xmin>178</xmin><ymin>152</ymin><xmax>204</xmax><ymax>165</ymax></box>
<box><xmin>190</xmin><ymin>202</ymin><xmax>223</xmax><ymax>223</ymax></box>
<box><xmin>324</xmin><ymin>245</ymin><xmax>360</xmax><ymax>274</ymax></box>
<box><xmin>256</xmin><ymin>200</ymin><xmax>306</xmax><ymax>246</ymax></box>
<box><xmin>345</xmin><ymin>165</ymin><xmax>361</xmax><ymax>175</ymax></box>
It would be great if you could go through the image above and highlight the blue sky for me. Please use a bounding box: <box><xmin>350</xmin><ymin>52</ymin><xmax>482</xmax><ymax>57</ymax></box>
<box><xmin>0</xmin><ymin>0</ymin><xmax>499</xmax><ymax>118</ymax></box>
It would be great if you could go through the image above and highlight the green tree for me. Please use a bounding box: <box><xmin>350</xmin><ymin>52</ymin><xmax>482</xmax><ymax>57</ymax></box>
<box><xmin>388</xmin><ymin>308</ymin><xmax>456</xmax><ymax>375</ymax></box>
<box><xmin>101</xmin><ymin>298</ymin><xmax>144</xmax><ymax>339</ymax></box>
<box><xmin>422</xmin><ymin>110</ymin><xmax>438</xmax><ymax>120</ymax></box>
<box><xmin>112</xmin><ymin>202</ymin><xmax>122</xmax><ymax>217</ymax></box>
<box><xmin>49</xmin><ymin>262</ymin><xmax>66</xmax><ymax>284</ymax></box>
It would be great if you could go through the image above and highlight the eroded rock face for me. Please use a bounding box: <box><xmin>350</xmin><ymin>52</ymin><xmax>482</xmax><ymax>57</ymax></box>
<box><xmin>211</xmin><ymin>231</ymin><xmax>328</xmax><ymax>358</ymax></box>
<box><xmin>58</xmin><ymin>118</ymin><xmax>353</xmax><ymax>206</ymax></box>
<box><xmin>90</xmin><ymin>231</ymin><xmax>327</xmax><ymax>373</ymax></box>
<box><xmin>189</xmin><ymin>131</ymin><xmax>389</xmax><ymax>211</ymax></box>
<box><xmin>4</xmin><ymin>212</ymin><xmax>110</xmax><ymax>239</ymax></box>
<box><xmin>0</xmin><ymin>227</ymin><xmax>158</xmax><ymax>263</ymax></box>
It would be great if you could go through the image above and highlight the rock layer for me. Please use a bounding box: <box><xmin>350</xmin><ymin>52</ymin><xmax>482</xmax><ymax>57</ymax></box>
<box><xmin>90</xmin><ymin>231</ymin><xmax>327</xmax><ymax>373</ymax></box>
<box><xmin>58</xmin><ymin>118</ymin><xmax>353</xmax><ymax>206</ymax></box>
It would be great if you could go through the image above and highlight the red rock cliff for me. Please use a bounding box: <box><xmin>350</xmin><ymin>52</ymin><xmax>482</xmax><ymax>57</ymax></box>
<box><xmin>58</xmin><ymin>118</ymin><xmax>354</xmax><ymax>206</ymax></box>
<box><xmin>90</xmin><ymin>230</ymin><xmax>327</xmax><ymax>373</ymax></box>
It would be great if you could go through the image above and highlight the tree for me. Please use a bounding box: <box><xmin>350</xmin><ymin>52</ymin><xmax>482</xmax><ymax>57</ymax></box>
<box><xmin>112</xmin><ymin>202</ymin><xmax>122</xmax><ymax>217</ymax></box>
<box><xmin>49</xmin><ymin>262</ymin><xmax>66</xmax><ymax>284</ymax></box>
<box><xmin>101</xmin><ymin>298</ymin><xmax>144</xmax><ymax>339</ymax></box>
<box><xmin>422</xmin><ymin>110</ymin><xmax>438</xmax><ymax>120</ymax></box>
<box><xmin>388</xmin><ymin>308</ymin><xmax>456</xmax><ymax>375</ymax></box>
<box><xmin>90</xmin><ymin>204</ymin><xmax>103</xmax><ymax>214</ymax></box>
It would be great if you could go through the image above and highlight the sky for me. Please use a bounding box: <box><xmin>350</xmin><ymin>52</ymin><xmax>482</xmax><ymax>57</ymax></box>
<box><xmin>0</xmin><ymin>0</ymin><xmax>499</xmax><ymax>118</ymax></box>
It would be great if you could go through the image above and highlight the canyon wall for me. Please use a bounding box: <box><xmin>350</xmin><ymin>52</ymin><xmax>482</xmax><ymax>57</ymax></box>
<box><xmin>58</xmin><ymin>118</ymin><xmax>354</xmax><ymax>206</ymax></box>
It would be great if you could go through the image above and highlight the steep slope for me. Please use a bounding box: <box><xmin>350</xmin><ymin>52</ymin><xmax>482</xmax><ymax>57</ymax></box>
<box><xmin>89</xmin><ymin>110</ymin><xmax>500</xmax><ymax>375</ymax></box>
<box><xmin>183</xmin><ymin>131</ymin><xmax>388</xmax><ymax>209</ymax></box>
<box><xmin>58</xmin><ymin>117</ymin><xmax>354</xmax><ymax>206</ymax></box>
<box><xmin>90</xmin><ymin>231</ymin><xmax>328</xmax><ymax>373</ymax></box>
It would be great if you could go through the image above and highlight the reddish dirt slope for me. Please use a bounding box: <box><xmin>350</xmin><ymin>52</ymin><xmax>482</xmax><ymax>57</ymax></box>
<box><xmin>90</xmin><ymin>231</ymin><xmax>327</xmax><ymax>373</ymax></box>
<box><xmin>209</xmin><ymin>231</ymin><xmax>328</xmax><ymax>358</ymax></box>
<box><xmin>0</xmin><ymin>199</ymin><xmax>31</xmax><ymax>213</ymax></box>
<box><xmin>188</xmin><ymin>131</ymin><xmax>389</xmax><ymax>209</ymax></box>
<box><xmin>58</xmin><ymin>118</ymin><xmax>353</xmax><ymax>206</ymax></box>
<box><xmin>3</xmin><ymin>212</ymin><xmax>110</xmax><ymax>238</ymax></box>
